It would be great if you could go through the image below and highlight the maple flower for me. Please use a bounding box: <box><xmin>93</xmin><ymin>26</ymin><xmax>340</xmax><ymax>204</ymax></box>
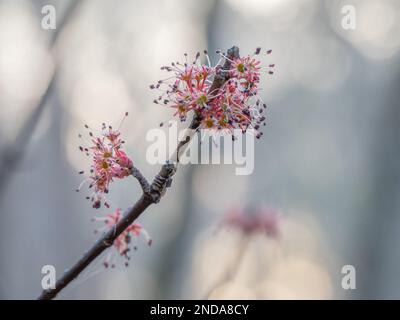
<box><xmin>151</xmin><ymin>47</ymin><xmax>274</xmax><ymax>138</ymax></box>
<box><xmin>77</xmin><ymin>113</ymin><xmax>133</xmax><ymax>209</ymax></box>
<box><xmin>93</xmin><ymin>208</ymin><xmax>152</xmax><ymax>267</ymax></box>
<box><xmin>221</xmin><ymin>207</ymin><xmax>280</xmax><ymax>238</ymax></box>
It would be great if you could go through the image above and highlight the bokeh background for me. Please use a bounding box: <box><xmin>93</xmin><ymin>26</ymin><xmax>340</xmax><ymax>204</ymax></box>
<box><xmin>0</xmin><ymin>0</ymin><xmax>399</xmax><ymax>299</ymax></box>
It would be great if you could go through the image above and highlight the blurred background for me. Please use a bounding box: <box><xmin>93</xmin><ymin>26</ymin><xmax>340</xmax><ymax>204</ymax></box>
<box><xmin>0</xmin><ymin>0</ymin><xmax>399</xmax><ymax>299</ymax></box>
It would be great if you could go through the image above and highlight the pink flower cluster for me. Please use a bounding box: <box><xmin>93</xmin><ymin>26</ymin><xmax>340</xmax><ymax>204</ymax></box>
<box><xmin>77</xmin><ymin>115</ymin><xmax>133</xmax><ymax>209</ymax></box>
<box><xmin>77</xmin><ymin>114</ymin><xmax>152</xmax><ymax>264</ymax></box>
<box><xmin>93</xmin><ymin>208</ymin><xmax>152</xmax><ymax>267</ymax></box>
<box><xmin>152</xmin><ymin>48</ymin><xmax>273</xmax><ymax>138</ymax></box>
<box><xmin>222</xmin><ymin>207</ymin><xmax>280</xmax><ymax>238</ymax></box>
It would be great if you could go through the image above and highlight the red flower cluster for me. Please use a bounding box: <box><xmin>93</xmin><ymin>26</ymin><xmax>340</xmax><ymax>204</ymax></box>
<box><xmin>93</xmin><ymin>208</ymin><xmax>152</xmax><ymax>266</ymax></box>
<box><xmin>77</xmin><ymin>114</ymin><xmax>133</xmax><ymax>209</ymax></box>
<box><xmin>152</xmin><ymin>48</ymin><xmax>273</xmax><ymax>138</ymax></box>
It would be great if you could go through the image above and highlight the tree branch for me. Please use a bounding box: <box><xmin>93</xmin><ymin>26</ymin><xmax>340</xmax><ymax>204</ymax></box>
<box><xmin>37</xmin><ymin>46</ymin><xmax>240</xmax><ymax>300</ymax></box>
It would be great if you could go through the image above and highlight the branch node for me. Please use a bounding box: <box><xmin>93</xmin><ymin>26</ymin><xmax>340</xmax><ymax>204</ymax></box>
<box><xmin>149</xmin><ymin>162</ymin><xmax>176</xmax><ymax>203</ymax></box>
<box><xmin>102</xmin><ymin>238</ymin><xmax>113</xmax><ymax>247</ymax></box>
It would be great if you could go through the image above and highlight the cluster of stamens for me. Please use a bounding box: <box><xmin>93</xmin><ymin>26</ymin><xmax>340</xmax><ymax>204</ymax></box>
<box><xmin>77</xmin><ymin>113</ymin><xmax>132</xmax><ymax>209</ymax></box>
<box><xmin>151</xmin><ymin>47</ymin><xmax>274</xmax><ymax>138</ymax></box>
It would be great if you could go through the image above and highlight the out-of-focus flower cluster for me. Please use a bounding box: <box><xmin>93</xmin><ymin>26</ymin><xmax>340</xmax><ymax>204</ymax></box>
<box><xmin>221</xmin><ymin>207</ymin><xmax>280</xmax><ymax>238</ymax></box>
<box><xmin>77</xmin><ymin>114</ymin><xmax>133</xmax><ymax>209</ymax></box>
<box><xmin>191</xmin><ymin>207</ymin><xmax>333</xmax><ymax>299</ymax></box>
<box><xmin>152</xmin><ymin>48</ymin><xmax>274</xmax><ymax>138</ymax></box>
<box><xmin>93</xmin><ymin>208</ymin><xmax>152</xmax><ymax>267</ymax></box>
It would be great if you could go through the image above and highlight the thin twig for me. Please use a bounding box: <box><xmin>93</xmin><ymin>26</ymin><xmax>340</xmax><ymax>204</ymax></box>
<box><xmin>37</xmin><ymin>46</ymin><xmax>240</xmax><ymax>300</ymax></box>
